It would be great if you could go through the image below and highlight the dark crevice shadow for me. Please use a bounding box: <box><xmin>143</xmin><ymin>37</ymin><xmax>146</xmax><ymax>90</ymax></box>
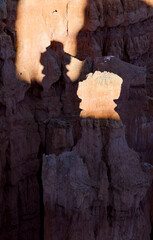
<box><xmin>37</xmin><ymin>161</ymin><xmax>44</xmax><ymax>240</ymax></box>
<box><xmin>150</xmin><ymin>224</ymin><xmax>153</xmax><ymax>240</ymax></box>
<box><xmin>0</xmin><ymin>0</ymin><xmax>153</xmax><ymax>240</ymax></box>
<box><xmin>41</xmin><ymin>41</ymin><xmax>71</xmax><ymax>116</ymax></box>
<box><xmin>40</xmin><ymin>41</ymin><xmax>82</xmax><ymax>157</ymax></box>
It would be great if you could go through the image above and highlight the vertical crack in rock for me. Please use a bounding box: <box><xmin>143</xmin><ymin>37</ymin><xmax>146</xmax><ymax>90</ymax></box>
<box><xmin>66</xmin><ymin>2</ymin><xmax>69</xmax><ymax>36</ymax></box>
<box><xmin>120</xmin><ymin>0</ymin><xmax>124</xmax><ymax>9</ymax></box>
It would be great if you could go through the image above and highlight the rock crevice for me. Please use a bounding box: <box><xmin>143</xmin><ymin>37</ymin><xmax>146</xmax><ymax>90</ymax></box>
<box><xmin>0</xmin><ymin>0</ymin><xmax>153</xmax><ymax>239</ymax></box>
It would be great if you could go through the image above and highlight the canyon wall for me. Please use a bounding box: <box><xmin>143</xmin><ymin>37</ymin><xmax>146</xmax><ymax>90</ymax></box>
<box><xmin>0</xmin><ymin>0</ymin><xmax>153</xmax><ymax>239</ymax></box>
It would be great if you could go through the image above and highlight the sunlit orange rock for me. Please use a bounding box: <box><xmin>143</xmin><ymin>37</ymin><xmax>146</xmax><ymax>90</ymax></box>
<box><xmin>15</xmin><ymin>0</ymin><xmax>88</xmax><ymax>82</ymax></box>
<box><xmin>1</xmin><ymin>0</ymin><xmax>153</xmax><ymax>239</ymax></box>
<box><xmin>66</xmin><ymin>56</ymin><xmax>85</xmax><ymax>82</ymax></box>
<box><xmin>77</xmin><ymin>71</ymin><xmax>123</xmax><ymax>119</ymax></box>
<box><xmin>142</xmin><ymin>0</ymin><xmax>153</xmax><ymax>7</ymax></box>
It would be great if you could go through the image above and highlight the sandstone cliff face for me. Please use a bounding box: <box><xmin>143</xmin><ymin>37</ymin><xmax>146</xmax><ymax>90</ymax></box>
<box><xmin>0</xmin><ymin>0</ymin><xmax>153</xmax><ymax>240</ymax></box>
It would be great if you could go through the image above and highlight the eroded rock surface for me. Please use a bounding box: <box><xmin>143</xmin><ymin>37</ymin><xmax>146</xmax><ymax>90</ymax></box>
<box><xmin>43</xmin><ymin>119</ymin><xmax>152</xmax><ymax>240</ymax></box>
<box><xmin>0</xmin><ymin>0</ymin><xmax>153</xmax><ymax>240</ymax></box>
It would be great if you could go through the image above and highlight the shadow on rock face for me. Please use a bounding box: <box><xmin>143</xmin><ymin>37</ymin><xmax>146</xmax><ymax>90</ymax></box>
<box><xmin>0</xmin><ymin>0</ymin><xmax>153</xmax><ymax>240</ymax></box>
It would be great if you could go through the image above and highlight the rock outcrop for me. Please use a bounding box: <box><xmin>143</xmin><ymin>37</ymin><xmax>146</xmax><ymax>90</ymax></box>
<box><xmin>0</xmin><ymin>0</ymin><xmax>153</xmax><ymax>240</ymax></box>
<box><xmin>43</xmin><ymin>119</ymin><xmax>153</xmax><ymax>240</ymax></box>
<box><xmin>42</xmin><ymin>64</ymin><xmax>153</xmax><ymax>240</ymax></box>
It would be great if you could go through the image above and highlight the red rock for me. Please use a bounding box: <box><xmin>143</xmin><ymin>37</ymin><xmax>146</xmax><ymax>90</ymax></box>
<box><xmin>0</xmin><ymin>0</ymin><xmax>153</xmax><ymax>239</ymax></box>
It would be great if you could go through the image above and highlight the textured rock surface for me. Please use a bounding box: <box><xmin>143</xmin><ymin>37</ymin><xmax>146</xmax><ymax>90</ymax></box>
<box><xmin>43</xmin><ymin>119</ymin><xmax>152</xmax><ymax>240</ymax></box>
<box><xmin>77</xmin><ymin>71</ymin><xmax>123</xmax><ymax>119</ymax></box>
<box><xmin>0</xmin><ymin>0</ymin><xmax>153</xmax><ymax>240</ymax></box>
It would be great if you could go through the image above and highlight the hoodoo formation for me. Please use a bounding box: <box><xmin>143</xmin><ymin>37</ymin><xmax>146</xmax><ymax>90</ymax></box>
<box><xmin>0</xmin><ymin>0</ymin><xmax>153</xmax><ymax>240</ymax></box>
